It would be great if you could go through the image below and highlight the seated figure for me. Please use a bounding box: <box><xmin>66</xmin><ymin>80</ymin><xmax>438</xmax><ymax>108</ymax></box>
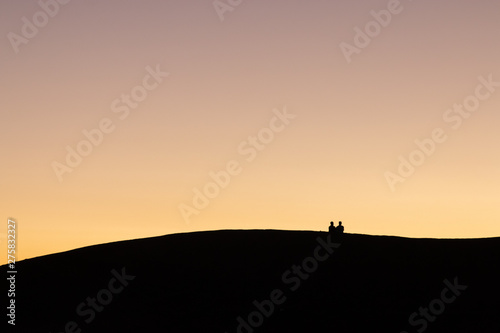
<box><xmin>336</xmin><ymin>221</ymin><xmax>344</xmax><ymax>240</ymax></box>
<box><xmin>329</xmin><ymin>221</ymin><xmax>336</xmax><ymax>236</ymax></box>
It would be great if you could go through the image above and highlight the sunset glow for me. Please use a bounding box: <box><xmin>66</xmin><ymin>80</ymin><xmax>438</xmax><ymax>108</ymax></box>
<box><xmin>2</xmin><ymin>0</ymin><xmax>499</xmax><ymax>264</ymax></box>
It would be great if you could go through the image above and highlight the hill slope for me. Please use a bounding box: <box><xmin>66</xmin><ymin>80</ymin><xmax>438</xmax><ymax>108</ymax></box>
<box><xmin>4</xmin><ymin>230</ymin><xmax>500</xmax><ymax>332</ymax></box>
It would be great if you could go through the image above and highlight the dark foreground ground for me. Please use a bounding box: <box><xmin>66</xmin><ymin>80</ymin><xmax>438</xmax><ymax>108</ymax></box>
<box><xmin>3</xmin><ymin>230</ymin><xmax>500</xmax><ymax>332</ymax></box>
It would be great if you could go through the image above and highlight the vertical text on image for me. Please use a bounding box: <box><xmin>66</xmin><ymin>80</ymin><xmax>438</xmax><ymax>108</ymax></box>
<box><xmin>7</xmin><ymin>218</ymin><xmax>17</xmax><ymax>326</ymax></box>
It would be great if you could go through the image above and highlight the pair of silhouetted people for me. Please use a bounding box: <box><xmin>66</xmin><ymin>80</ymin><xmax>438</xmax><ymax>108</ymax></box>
<box><xmin>329</xmin><ymin>221</ymin><xmax>344</xmax><ymax>241</ymax></box>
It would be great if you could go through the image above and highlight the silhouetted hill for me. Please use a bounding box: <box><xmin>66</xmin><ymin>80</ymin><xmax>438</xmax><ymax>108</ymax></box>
<box><xmin>4</xmin><ymin>230</ymin><xmax>500</xmax><ymax>332</ymax></box>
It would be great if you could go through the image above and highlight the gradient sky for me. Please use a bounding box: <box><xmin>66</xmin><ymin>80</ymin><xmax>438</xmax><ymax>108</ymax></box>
<box><xmin>1</xmin><ymin>0</ymin><xmax>499</xmax><ymax>264</ymax></box>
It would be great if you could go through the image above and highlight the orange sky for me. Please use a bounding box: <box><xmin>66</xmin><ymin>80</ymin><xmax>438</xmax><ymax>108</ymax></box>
<box><xmin>1</xmin><ymin>0</ymin><xmax>499</xmax><ymax>264</ymax></box>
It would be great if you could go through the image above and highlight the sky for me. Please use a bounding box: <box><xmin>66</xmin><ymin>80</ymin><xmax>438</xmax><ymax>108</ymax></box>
<box><xmin>1</xmin><ymin>0</ymin><xmax>499</xmax><ymax>264</ymax></box>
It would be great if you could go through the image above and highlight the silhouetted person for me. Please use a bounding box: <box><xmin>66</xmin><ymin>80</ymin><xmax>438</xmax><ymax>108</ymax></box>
<box><xmin>329</xmin><ymin>221</ymin><xmax>336</xmax><ymax>237</ymax></box>
<box><xmin>336</xmin><ymin>221</ymin><xmax>344</xmax><ymax>241</ymax></box>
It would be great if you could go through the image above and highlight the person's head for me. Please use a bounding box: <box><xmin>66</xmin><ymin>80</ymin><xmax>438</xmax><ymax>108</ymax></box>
<box><xmin>339</xmin><ymin>221</ymin><xmax>342</xmax><ymax>225</ymax></box>
<box><xmin>330</xmin><ymin>221</ymin><xmax>333</xmax><ymax>225</ymax></box>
